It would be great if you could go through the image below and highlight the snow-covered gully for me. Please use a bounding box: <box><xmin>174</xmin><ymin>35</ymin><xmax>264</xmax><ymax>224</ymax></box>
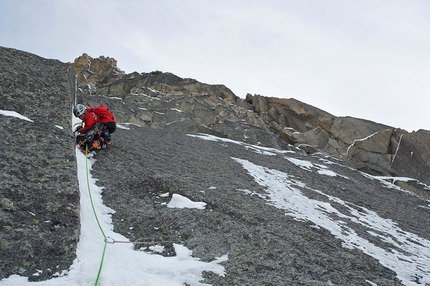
<box><xmin>1</xmin><ymin>117</ymin><xmax>227</xmax><ymax>286</ymax></box>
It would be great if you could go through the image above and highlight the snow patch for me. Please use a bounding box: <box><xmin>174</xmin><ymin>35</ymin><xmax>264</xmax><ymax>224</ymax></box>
<box><xmin>0</xmin><ymin>110</ymin><xmax>33</xmax><ymax>122</ymax></box>
<box><xmin>286</xmin><ymin>157</ymin><xmax>343</xmax><ymax>177</ymax></box>
<box><xmin>233</xmin><ymin>157</ymin><xmax>430</xmax><ymax>285</ymax></box>
<box><xmin>167</xmin><ymin>194</ymin><xmax>207</xmax><ymax>209</ymax></box>
<box><xmin>116</xmin><ymin>123</ymin><xmax>142</xmax><ymax>130</ymax></box>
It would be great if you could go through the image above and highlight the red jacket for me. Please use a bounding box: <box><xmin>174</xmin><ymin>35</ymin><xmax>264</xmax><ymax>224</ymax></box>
<box><xmin>87</xmin><ymin>106</ymin><xmax>116</xmax><ymax>123</ymax></box>
<box><xmin>80</xmin><ymin>108</ymin><xmax>98</xmax><ymax>134</ymax></box>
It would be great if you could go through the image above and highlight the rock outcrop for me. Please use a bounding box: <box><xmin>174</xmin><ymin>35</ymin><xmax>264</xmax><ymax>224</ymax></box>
<box><xmin>244</xmin><ymin>95</ymin><xmax>430</xmax><ymax>197</ymax></box>
<box><xmin>71</xmin><ymin>54</ymin><xmax>237</xmax><ymax>104</ymax></box>
<box><xmin>72</xmin><ymin>53</ymin><xmax>125</xmax><ymax>87</ymax></box>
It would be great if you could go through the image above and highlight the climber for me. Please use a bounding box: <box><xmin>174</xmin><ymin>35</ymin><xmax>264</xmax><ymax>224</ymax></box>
<box><xmin>73</xmin><ymin>104</ymin><xmax>116</xmax><ymax>154</ymax></box>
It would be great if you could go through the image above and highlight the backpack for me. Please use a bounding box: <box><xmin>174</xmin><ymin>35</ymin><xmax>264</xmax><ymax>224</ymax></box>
<box><xmin>93</xmin><ymin>105</ymin><xmax>116</xmax><ymax>123</ymax></box>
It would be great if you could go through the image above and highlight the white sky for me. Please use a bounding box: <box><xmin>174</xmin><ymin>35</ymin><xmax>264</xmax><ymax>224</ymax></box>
<box><xmin>1</xmin><ymin>0</ymin><xmax>429</xmax><ymax>132</ymax></box>
<box><xmin>1</xmin><ymin>112</ymin><xmax>430</xmax><ymax>285</ymax></box>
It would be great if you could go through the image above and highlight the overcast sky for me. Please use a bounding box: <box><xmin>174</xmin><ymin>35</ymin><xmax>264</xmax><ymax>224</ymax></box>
<box><xmin>1</xmin><ymin>0</ymin><xmax>429</xmax><ymax>131</ymax></box>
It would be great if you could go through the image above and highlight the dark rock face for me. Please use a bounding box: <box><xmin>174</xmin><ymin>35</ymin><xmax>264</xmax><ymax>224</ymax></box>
<box><xmin>0</xmin><ymin>47</ymin><xmax>79</xmax><ymax>281</ymax></box>
<box><xmin>1</xmin><ymin>48</ymin><xmax>430</xmax><ymax>284</ymax></box>
<box><xmin>90</xmin><ymin>126</ymin><xmax>429</xmax><ymax>285</ymax></box>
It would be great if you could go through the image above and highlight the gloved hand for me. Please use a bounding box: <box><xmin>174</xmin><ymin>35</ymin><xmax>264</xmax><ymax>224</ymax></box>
<box><xmin>73</xmin><ymin>122</ymin><xmax>84</xmax><ymax>132</ymax></box>
<box><xmin>73</xmin><ymin>122</ymin><xmax>84</xmax><ymax>137</ymax></box>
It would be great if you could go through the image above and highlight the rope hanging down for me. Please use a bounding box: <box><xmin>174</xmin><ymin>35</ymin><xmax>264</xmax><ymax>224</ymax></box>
<box><xmin>82</xmin><ymin>145</ymin><xmax>175</xmax><ymax>285</ymax></box>
<box><xmin>84</xmin><ymin>145</ymin><xmax>108</xmax><ymax>286</ymax></box>
<box><xmin>85</xmin><ymin>146</ymin><xmax>106</xmax><ymax>238</ymax></box>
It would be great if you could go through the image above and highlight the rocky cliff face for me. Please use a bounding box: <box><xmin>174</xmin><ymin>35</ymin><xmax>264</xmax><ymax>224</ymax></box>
<box><xmin>1</xmin><ymin>48</ymin><xmax>430</xmax><ymax>285</ymax></box>
<box><xmin>72</xmin><ymin>53</ymin><xmax>430</xmax><ymax>199</ymax></box>
<box><xmin>0</xmin><ymin>47</ymin><xmax>79</xmax><ymax>281</ymax></box>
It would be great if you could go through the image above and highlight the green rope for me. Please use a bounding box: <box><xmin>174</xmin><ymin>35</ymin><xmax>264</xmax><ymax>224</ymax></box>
<box><xmin>82</xmin><ymin>145</ymin><xmax>174</xmax><ymax>284</ymax></box>
<box><xmin>85</xmin><ymin>145</ymin><xmax>106</xmax><ymax>238</ymax></box>
<box><xmin>94</xmin><ymin>241</ymin><xmax>108</xmax><ymax>286</ymax></box>
<box><xmin>84</xmin><ymin>145</ymin><xmax>108</xmax><ymax>285</ymax></box>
